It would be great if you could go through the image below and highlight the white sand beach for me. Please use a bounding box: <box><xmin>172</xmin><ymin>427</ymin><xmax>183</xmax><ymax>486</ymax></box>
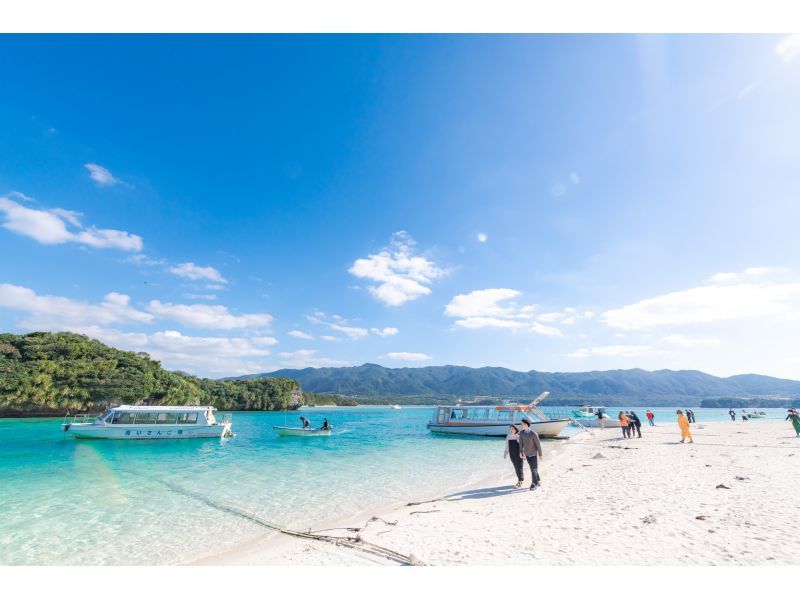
<box><xmin>201</xmin><ymin>419</ymin><xmax>800</xmax><ymax>565</ymax></box>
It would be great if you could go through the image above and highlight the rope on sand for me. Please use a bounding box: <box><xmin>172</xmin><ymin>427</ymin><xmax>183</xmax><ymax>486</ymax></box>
<box><xmin>152</xmin><ymin>478</ymin><xmax>422</xmax><ymax>565</ymax></box>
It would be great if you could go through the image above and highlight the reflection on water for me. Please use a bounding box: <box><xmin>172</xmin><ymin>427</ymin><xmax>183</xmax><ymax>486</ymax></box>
<box><xmin>0</xmin><ymin>406</ymin><xmax>789</xmax><ymax>564</ymax></box>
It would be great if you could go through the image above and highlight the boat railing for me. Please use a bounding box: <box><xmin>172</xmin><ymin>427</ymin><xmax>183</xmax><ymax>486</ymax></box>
<box><xmin>61</xmin><ymin>413</ymin><xmax>101</xmax><ymax>426</ymax></box>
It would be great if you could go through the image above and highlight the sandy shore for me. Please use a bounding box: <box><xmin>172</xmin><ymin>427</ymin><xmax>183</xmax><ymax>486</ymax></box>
<box><xmin>200</xmin><ymin>420</ymin><xmax>800</xmax><ymax>565</ymax></box>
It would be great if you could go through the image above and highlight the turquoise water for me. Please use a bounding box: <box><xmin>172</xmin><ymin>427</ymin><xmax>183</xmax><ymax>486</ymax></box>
<box><xmin>0</xmin><ymin>406</ymin><xmax>791</xmax><ymax>565</ymax></box>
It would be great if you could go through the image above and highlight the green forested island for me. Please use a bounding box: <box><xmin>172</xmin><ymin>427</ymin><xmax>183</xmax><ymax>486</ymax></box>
<box><xmin>251</xmin><ymin>363</ymin><xmax>800</xmax><ymax>407</ymax></box>
<box><xmin>0</xmin><ymin>332</ymin><xmax>302</xmax><ymax>417</ymax></box>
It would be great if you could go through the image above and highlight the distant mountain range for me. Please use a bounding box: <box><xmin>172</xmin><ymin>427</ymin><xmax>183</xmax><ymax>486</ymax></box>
<box><xmin>238</xmin><ymin>364</ymin><xmax>800</xmax><ymax>407</ymax></box>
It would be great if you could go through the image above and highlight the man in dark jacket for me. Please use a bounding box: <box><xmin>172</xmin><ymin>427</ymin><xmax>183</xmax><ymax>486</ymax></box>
<box><xmin>518</xmin><ymin>419</ymin><xmax>543</xmax><ymax>491</ymax></box>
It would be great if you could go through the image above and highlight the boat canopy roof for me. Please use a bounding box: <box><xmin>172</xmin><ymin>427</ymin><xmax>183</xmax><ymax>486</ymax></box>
<box><xmin>113</xmin><ymin>405</ymin><xmax>214</xmax><ymax>412</ymax></box>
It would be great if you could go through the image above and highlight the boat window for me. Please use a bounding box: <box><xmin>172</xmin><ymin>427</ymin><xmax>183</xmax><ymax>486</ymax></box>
<box><xmin>497</xmin><ymin>410</ymin><xmax>511</xmax><ymax>421</ymax></box>
<box><xmin>97</xmin><ymin>410</ymin><xmax>114</xmax><ymax>422</ymax></box>
<box><xmin>474</xmin><ymin>408</ymin><xmax>489</xmax><ymax>420</ymax></box>
<box><xmin>156</xmin><ymin>412</ymin><xmax>178</xmax><ymax>424</ymax></box>
<box><xmin>437</xmin><ymin>408</ymin><xmax>449</xmax><ymax>424</ymax></box>
<box><xmin>112</xmin><ymin>412</ymin><xmax>136</xmax><ymax>424</ymax></box>
<box><xmin>177</xmin><ymin>412</ymin><xmax>198</xmax><ymax>424</ymax></box>
<box><xmin>134</xmin><ymin>412</ymin><xmax>157</xmax><ymax>424</ymax></box>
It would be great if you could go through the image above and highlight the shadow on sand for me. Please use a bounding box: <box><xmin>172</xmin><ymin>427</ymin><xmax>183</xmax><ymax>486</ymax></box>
<box><xmin>445</xmin><ymin>485</ymin><xmax>523</xmax><ymax>502</ymax></box>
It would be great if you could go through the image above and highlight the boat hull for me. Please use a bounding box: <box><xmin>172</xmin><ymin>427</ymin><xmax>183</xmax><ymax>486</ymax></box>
<box><xmin>427</xmin><ymin>419</ymin><xmax>570</xmax><ymax>438</ymax></box>
<box><xmin>274</xmin><ymin>426</ymin><xmax>332</xmax><ymax>437</ymax></box>
<box><xmin>62</xmin><ymin>422</ymin><xmax>232</xmax><ymax>439</ymax></box>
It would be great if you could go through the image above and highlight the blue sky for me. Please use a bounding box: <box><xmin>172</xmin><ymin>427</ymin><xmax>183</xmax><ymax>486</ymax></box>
<box><xmin>2</xmin><ymin>34</ymin><xmax>800</xmax><ymax>378</ymax></box>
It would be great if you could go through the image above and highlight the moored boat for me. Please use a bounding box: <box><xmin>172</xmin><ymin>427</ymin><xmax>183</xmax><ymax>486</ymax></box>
<box><xmin>274</xmin><ymin>426</ymin><xmax>332</xmax><ymax>437</ymax></box>
<box><xmin>570</xmin><ymin>405</ymin><xmax>622</xmax><ymax>428</ymax></box>
<box><xmin>61</xmin><ymin>405</ymin><xmax>233</xmax><ymax>439</ymax></box>
<box><xmin>427</xmin><ymin>392</ymin><xmax>570</xmax><ymax>438</ymax></box>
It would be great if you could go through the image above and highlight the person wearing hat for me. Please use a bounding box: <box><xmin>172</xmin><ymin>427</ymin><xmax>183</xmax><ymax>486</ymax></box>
<box><xmin>786</xmin><ymin>409</ymin><xmax>800</xmax><ymax>437</ymax></box>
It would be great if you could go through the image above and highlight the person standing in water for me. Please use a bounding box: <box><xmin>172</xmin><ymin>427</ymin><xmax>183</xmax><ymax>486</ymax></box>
<box><xmin>677</xmin><ymin>410</ymin><xmax>693</xmax><ymax>443</ymax></box>
<box><xmin>518</xmin><ymin>419</ymin><xmax>543</xmax><ymax>491</ymax></box>
<box><xmin>786</xmin><ymin>409</ymin><xmax>800</xmax><ymax>437</ymax></box>
<box><xmin>596</xmin><ymin>409</ymin><xmax>605</xmax><ymax>429</ymax></box>
<box><xmin>729</xmin><ymin>408</ymin><xmax>736</xmax><ymax>421</ymax></box>
<box><xmin>646</xmin><ymin>410</ymin><xmax>655</xmax><ymax>426</ymax></box>
<box><xmin>503</xmin><ymin>424</ymin><xmax>524</xmax><ymax>488</ymax></box>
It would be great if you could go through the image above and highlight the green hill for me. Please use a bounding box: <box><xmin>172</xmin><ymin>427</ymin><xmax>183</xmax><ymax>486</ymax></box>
<box><xmin>245</xmin><ymin>363</ymin><xmax>800</xmax><ymax>406</ymax></box>
<box><xmin>0</xmin><ymin>332</ymin><xmax>301</xmax><ymax>416</ymax></box>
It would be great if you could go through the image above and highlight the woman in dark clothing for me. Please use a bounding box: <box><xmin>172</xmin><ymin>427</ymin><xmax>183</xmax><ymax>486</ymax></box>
<box><xmin>504</xmin><ymin>424</ymin><xmax>524</xmax><ymax>488</ymax></box>
<box><xmin>626</xmin><ymin>412</ymin><xmax>636</xmax><ymax>438</ymax></box>
<box><xmin>630</xmin><ymin>411</ymin><xmax>642</xmax><ymax>438</ymax></box>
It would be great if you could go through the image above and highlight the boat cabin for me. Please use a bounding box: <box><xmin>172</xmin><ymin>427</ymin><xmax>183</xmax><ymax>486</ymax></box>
<box><xmin>94</xmin><ymin>405</ymin><xmax>218</xmax><ymax>426</ymax></box>
<box><xmin>434</xmin><ymin>405</ymin><xmax>532</xmax><ymax>425</ymax></box>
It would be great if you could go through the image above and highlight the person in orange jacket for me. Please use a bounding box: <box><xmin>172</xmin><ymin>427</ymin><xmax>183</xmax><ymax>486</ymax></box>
<box><xmin>677</xmin><ymin>409</ymin><xmax>693</xmax><ymax>443</ymax></box>
<box><xmin>618</xmin><ymin>411</ymin><xmax>630</xmax><ymax>438</ymax></box>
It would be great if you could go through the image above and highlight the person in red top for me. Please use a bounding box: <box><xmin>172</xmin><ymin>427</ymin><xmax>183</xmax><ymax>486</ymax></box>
<box><xmin>646</xmin><ymin>410</ymin><xmax>655</xmax><ymax>426</ymax></box>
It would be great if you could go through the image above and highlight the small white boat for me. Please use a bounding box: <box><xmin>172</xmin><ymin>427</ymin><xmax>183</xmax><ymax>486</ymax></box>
<box><xmin>742</xmin><ymin>409</ymin><xmax>767</xmax><ymax>419</ymax></box>
<box><xmin>392</xmin><ymin>405</ymin><xmax>401</xmax><ymax>410</ymax></box>
<box><xmin>61</xmin><ymin>406</ymin><xmax>233</xmax><ymax>439</ymax></box>
<box><xmin>274</xmin><ymin>426</ymin><xmax>332</xmax><ymax>437</ymax></box>
<box><xmin>427</xmin><ymin>392</ymin><xmax>570</xmax><ymax>438</ymax></box>
<box><xmin>571</xmin><ymin>405</ymin><xmax>622</xmax><ymax>428</ymax></box>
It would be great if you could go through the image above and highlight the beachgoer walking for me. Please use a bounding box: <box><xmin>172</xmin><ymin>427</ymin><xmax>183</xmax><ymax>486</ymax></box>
<box><xmin>646</xmin><ymin>410</ymin><xmax>655</xmax><ymax>426</ymax></box>
<box><xmin>518</xmin><ymin>419</ymin><xmax>542</xmax><ymax>491</ymax></box>
<box><xmin>619</xmin><ymin>411</ymin><xmax>630</xmax><ymax>438</ymax></box>
<box><xmin>786</xmin><ymin>409</ymin><xmax>800</xmax><ymax>437</ymax></box>
<box><xmin>677</xmin><ymin>410</ymin><xmax>693</xmax><ymax>443</ymax></box>
<box><xmin>729</xmin><ymin>408</ymin><xmax>736</xmax><ymax>421</ymax></box>
<box><xmin>630</xmin><ymin>411</ymin><xmax>642</xmax><ymax>438</ymax></box>
<box><xmin>689</xmin><ymin>409</ymin><xmax>696</xmax><ymax>424</ymax></box>
<box><xmin>504</xmin><ymin>424</ymin><xmax>524</xmax><ymax>488</ymax></box>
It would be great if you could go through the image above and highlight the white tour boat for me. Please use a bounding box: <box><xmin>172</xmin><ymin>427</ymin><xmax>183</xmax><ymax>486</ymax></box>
<box><xmin>742</xmin><ymin>409</ymin><xmax>767</xmax><ymax>419</ymax></box>
<box><xmin>570</xmin><ymin>405</ymin><xmax>622</xmax><ymax>428</ymax></box>
<box><xmin>427</xmin><ymin>392</ymin><xmax>570</xmax><ymax>437</ymax></box>
<box><xmin>61</xmin><ymin>405</ymin><xmax>233</xmax><ymax>439</ymax></box>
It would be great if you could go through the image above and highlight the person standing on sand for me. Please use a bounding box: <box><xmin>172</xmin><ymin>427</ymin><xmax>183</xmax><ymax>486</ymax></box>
<box><xmin>729</xmin><ymin>408</ymin><xmax>736</xmax><ymax>421</ymax></box>
<box><xmin>619</xmin><ymin>411</ymin><xmax>630</xmax><ymax>438</ymax></box>
<box><xmin>630</xmin><ymin>411</ymin><xmax>642</xmax><ymax>438</ymax></box>
<box><xmin>786</xmin><ymin>409</ymin><xmax>800</xmax><ymax>437</ymax></box>
<box><xmin>504</xmin><ymin>424</ymin><xmax>525</xmax><ymax>488</ymax></box>
<box><xmin>646</xmin><ymin>410</ymin><xmax>655</xmax><ymax>426</ymax></box>
<box><xmin>518</xmin><ymin>419</ymin><xmax>543</xmax><ymax>491</ymax></box>
<box><xmin>626</xmin><ymin>411</ymin><xmax>636</xmax><ymax>438</ymax></box>
<box><xmin>677</xmin><ymin>410</ymin><xmax>693</xmax><ymax>443</ymax></box>
<box><xmin>597</xmin><ymin>409</ymin><xmax>605</xmax><ymax>429</ymax></box>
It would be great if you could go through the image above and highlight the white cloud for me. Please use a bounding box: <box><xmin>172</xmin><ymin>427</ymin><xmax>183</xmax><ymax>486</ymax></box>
<box><xmin>277</xmin><ymin>349</ymin><xmax>348</xmax><ymax>368</ymax></box>
<box><xmin>569</xmin><ymin>345</ymin><xmax>656</xmax><ymax>358</ymax></box>
<box><xmin>776</xmin><ymin>34</ymin><xmax>800</xmax><ymax>62</ymax></box>
<box><xmin>306</xmin><ymin>311</ymin><xmax>368</xmax><ymax>339</ymax></box>
<box><xmin>444</xmin><ymin>288</ymin><xmax>561</xmax><ymax>335</ymax></box>
<box><xmin>320</xmin><ymin>335</ymin><xmax>340</xmax><ymax>342</ymax></box>
<box><xmin>145</xmin><ymin>300</ymin><xmax>272</xmax><ymax>330</ymax></box>
<box><xmin>602</xmin><ymin>267</ymin><xmax>800</xmax><ymax>331</ymax></box>
<box><xmin>371</xmin><ymin>326</ymin><xmax>399</xmax><ymax>337</ymax></box>
<box><xmin>169</xmin><ymin>262</ymin><xmax>227</xmax><ymax>284</ymax></box>
<box><xmin>183</xmin><ymin>293</ymin><xmax>217</xmax><ymax>301</ymax></box>
<box><xmin>348</xmin><ymin>231</ymin><xmax>446</xmax><ymax>306</ymax></box>
<box><xmin>385</xmin><ymin>352</ymin><xmax>431</xmax><ymax>361</ymax></box>
<box><xmin>0</xmin><ymin>195</ymin><xmax>142</xmax><ymax>251</ymax></box>
<box><xmin>661</xmin><ymin>334</ymin><xmax>721</xmax><ymax>348</ymax></box>
<box><xmin>477</xmin><ymin>232</ymin><xmax>488</xmax><ymax>243</ymax></box>
<box><xmin>128</xmin><ymin>254</ymin><xmax>167</xmax><ymax>267</ymax></box>
<box><xmin>0</xmin><ymin>283</ymin><xmax>154</xmax><ymax>329</ymax></box>
<box><xmin>74</xmin><ymin>326</ymin><xmax>277</xmax><ymax>376</ymax></box>
<box><xmin>288</xmin><ymin>330</ymin><xmax>315</xmax><ymax>340</ymax></box>
<box><xmin>84</xmin><ymin>163</ymin><xmax>124</xmax><ymax>187</ymax></box>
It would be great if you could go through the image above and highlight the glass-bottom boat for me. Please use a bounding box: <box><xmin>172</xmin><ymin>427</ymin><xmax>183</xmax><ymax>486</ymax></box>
<box><xmin>427</xmin><ymin>392</ymin><xmax>570</xmax><ymax>437</ymax></box>
<box><xmin>570</xmin><ymin>405</ymin><xmax>622</xmax><ymax>428</ymax></box>
<box><xmin>61</xmin><ymin>405</ymin><xmax>233</xmax><ymax>439</ymax></box>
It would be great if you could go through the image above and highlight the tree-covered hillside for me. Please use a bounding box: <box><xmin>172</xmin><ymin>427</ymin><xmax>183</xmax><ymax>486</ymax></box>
<box><xmin>0</xmin><ymin>332</ymin><xmax>302</xmax><ymax>416</ymax></box>
<box><xmin>249</xmin><ymin>363</ymin><xmax>800</xmax><ymax>406</ymax></box>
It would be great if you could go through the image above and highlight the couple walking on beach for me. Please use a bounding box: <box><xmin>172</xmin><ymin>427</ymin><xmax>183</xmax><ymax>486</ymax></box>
<box><xmin>504</xmin><ymin>419</ymin><xmax>543</xmax><ymax>491</ymax></box>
